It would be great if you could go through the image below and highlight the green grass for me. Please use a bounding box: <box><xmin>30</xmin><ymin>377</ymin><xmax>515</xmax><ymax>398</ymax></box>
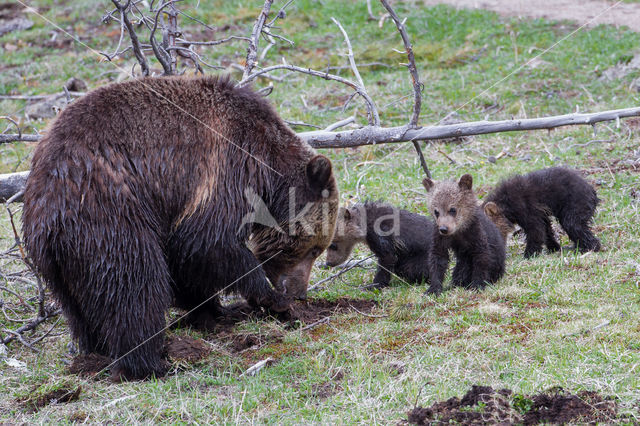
<box><xmin>1</xmin><ymin>0</ymin><xmax>640</xmax><ymax>423</ymax></box>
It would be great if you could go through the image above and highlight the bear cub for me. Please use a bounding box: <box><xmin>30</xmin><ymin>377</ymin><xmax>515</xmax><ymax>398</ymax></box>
<box><xmin>423</xmin><ymin>174</ymin><xmax>506</xmax><ymax>295</ymax></box>
<box><xmin>325</xmin><ymin>201</ymin><xmax>435</xmax><ymax>289</ymax></box>
<box><xmin>483</xmin><ymin>167</ymin><xmax>601</xmax><ymax>258</ymax></box>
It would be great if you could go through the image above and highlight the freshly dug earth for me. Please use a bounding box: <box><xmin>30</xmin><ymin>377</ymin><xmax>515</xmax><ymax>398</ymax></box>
<box><xmin>165</xmin><ymin>334</ymin><xmax>211</xmax><ymax>363</ymax></box>
<box><xmin>289</xmin><ymin>297</ymin><xmax>378</xmax><ymax>324</ymax></box>
<box><xmin>67</xmin><ymin>335</ymin><xmax>211</xmax><ymax>377</ymax></box>
<box><xmin>406</xmin><ymin>385</ymin><xmax>622</xmax><ymax>425</ymax></box>
<box><xmin>67</xmin><ymin>297</ymin><xmax>376</xmax><ymax>374</ymax></box>
<box><xmin>18</xmin><ymin>384</ymin><xmax>81</xmax><ymax>412</ymax></box>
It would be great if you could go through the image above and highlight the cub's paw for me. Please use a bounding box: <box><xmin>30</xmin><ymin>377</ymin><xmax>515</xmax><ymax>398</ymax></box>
<box><xmin>424</xmin><ymin>285</ymin><xmax>443</xmax><ymax>297</ymax></box>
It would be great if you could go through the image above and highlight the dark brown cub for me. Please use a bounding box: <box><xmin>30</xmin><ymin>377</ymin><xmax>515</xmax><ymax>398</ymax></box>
<box><xmin>423</xmin><ymin>174</ymin><xmax>506</xmax><ymax>295</ymax></box>
<box><xmin>325</xmin><ymin>201</ymin><xmax>435</xmax><ymax>289</ymax></box>
<box><xmin>483</xmin><ymin>167</ymin><xmax>600</xmax><ymax>258</ymax></box>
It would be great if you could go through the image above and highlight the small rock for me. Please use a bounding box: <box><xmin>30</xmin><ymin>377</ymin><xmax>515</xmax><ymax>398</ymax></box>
<box><xmin>4</xmin><ymin>42</ymin><xmax>17</xmax><ymax>52</ymax></box>
<box><xmin>488</xmin><ymin>156</ymin><xmax>497</xmax><ymax>164</ymax></box>
<box><xmin>0</xmin><ymin>17</ymin><xmax>33</xmax><ymax>36</ymax></box>
<box><xmin>519</xmin><ymin>153</ymin><xmax>532</xmax><ymax>162</ymax></box>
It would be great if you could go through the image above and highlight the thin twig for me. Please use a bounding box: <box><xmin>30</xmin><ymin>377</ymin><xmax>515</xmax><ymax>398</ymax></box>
<box><xmin>331</xmin><ymin>17</ymin><xmax>379</xmax><ymax>126</ymax></box>
<box><xmin>112</xmin><ymin>0</ymin><xmax>150</xmax><ymax>75</ymax></box>
<box><xmin>243</xmin><ymin>0</ymin><xmax>274</xmax><ymax>80</ymax></box>
<box><xmin>379</xmin><ymin>0</ymin><xmax>430</xmax><ymax>178</ymax></box>
<box><xmin>308</xmin><ymin>255</ymin><xmax>375</xmax><ymax>292</ymax></box>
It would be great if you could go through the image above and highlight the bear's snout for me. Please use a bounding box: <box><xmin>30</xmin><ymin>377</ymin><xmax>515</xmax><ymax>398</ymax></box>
<box><xmin>439</xmin><ymin>226</ymin><xmax>449</xmax><ymax>235</ymax></box>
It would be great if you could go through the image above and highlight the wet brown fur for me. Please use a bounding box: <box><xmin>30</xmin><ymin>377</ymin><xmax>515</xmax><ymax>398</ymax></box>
<box><xmin>22</xmin><ymin>76</ymin><xmax>338</xmax><ymax>380</ymax></box>
<box><xmin>325</xmin><ymin>201</ymin><xmax>434</xmax><ymax>288</ymax></box>
<box><xmin>483</xmin><ymin>201</ymin><xmax>516</xmax><ymax>243</ymax></box>
<box><xmin>483</xmin><ymin>167</ymin><xmax>600</xmax><ymax>258</ymax></box>
<box><xmin>423</xmin><ymin>174</ymin><xmax>505</xmax><ymax>295</ymax></box>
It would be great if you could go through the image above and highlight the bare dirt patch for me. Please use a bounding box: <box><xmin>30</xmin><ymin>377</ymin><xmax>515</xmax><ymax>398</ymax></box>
<box><xmin>67</xmin><ymin>353</ymin><xmax>111</xmax><ymax>377</ymax></box>
<box><xmin>166</xmin><ymin>335</ymin><xmax>211</xmax><ymax>363</ymax></box>
<box><xmin>423</xmin><ymin>0</ymin><xmax>640</xmax><ymax>32</ymax></box>
<box><xmin>289</xmin><ymin>298</ymin><xmax>378</xmax><ymax>324</ymax></box>
<box><xmin>405</xmin><ymin>385</ymin><xmax>623</xmax><ymax>425</ymax></box>
<box><xmin>18</xmin><ymin>383</ymin><xmax>82</xmax><ymax>412</ymax></box>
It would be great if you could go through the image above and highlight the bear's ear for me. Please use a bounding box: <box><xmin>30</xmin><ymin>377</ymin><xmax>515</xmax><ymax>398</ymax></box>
<box><xmin>458</xmin><ymin>174</ymin><xmax>473</xmax><ymax>191</ymax></box>
<box><xmin>307</xmin><ymin>155</ymin><xmax>333</xmax><ymax>191</ymax></box>
<box><xmin>484</xmin><ymin>201</ymin><xmax>498</xmax><ymax>216</ymax></box>
<box><xmin>422</xmin><ymin>178</ymin><xmax>434</xmax><ymax>192</ymax></box>
<box><xmin>343</xmin><ymin>207</ymin><xmax>352</xmax><ymax>220</ymax></box>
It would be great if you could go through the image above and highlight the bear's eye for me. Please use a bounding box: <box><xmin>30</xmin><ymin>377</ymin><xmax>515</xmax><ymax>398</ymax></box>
<box><xmin>328</xmin><ymin>243</ymin><xmax>338</xmax><ymax>251</ymax></box>
<box><xmin>433</xmin><ymin>209</ymin><xmax>440</xmax><ymax>218</ymax></box>
<box><xmin>449</xmin><ymin>207</ymin><xmax>457</xmax><ymax>216</ymax></box>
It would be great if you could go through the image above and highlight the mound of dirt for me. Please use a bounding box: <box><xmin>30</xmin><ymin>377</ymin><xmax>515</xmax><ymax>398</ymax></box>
<box><xmin>19</xmin><ymin>384</ymin><xmax>81</xmax><ymax>412</ymax></box>
<box><xmin>67</xmin><ymin>353</ymin><xmax>111</xmax><ymax>377</ymax></box>
<box><xmin>406</xmin><ymin>385</ymin><xmax>621</xmax><ymax>425</ymax></box>
<box><xmin>289</xmin><ymin>298</ymin><xmax>378</xmax><ymax>324</ymax></box>
<box><xmin>166</xmin><ymin>335</ymin><xmax>211</xmax><ymax>363</ymax></box>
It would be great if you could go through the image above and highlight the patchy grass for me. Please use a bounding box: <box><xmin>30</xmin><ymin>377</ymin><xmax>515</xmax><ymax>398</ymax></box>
<box><xmin>1</xmin><ymin>0</ymin><xmax>640</xmax><ymax>423</ymax></box>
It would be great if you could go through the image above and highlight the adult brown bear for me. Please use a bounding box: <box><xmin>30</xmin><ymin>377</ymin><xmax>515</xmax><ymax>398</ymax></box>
<box><xmin>22</xmin><ymin>76</ymin><xmax>339</xmax><ymax>380</ymax></box>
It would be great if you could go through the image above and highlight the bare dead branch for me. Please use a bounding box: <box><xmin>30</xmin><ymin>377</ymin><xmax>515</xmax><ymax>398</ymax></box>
<box><xmin>308</xmin><ymin>255</ymin><xmax>375</xmax><ymax>292</ymax></box>
<box><xmin>331</xmin><ymin>17</ymin><xmax>380</xmax><ymax>126</ymax></box>
<box><xmin>177</xmin><ymin>35</ymin><xmax>251</xmax><ymax>46</ymax></box>
<box><xmin>0</xmin><ymin>134</ymin><xmax>40</xmax><ymax>144</ymax></box>
<box><xmin>3</xmin><ymin>107</ymin><xmax>639</xmax><ymax>152</ymax></box>
<box><xmin>238</xmin><ymin>64</ymin><xmax>379</xmax><ymax>119</ymax></box>
<box><xmin>243</xmin><ymin>0</ymin><xmax>274</xmax><ymax>80</ymax></box>
<box><xmin>149</xmin><ymin>0</ymin><xmax>181</xmax><ymax>75</ymax></box>
<box><xmin>112</xmin><ymin>0</ymin><xmax>150</xmax><ymax>75</ymax></box>
<box><xmin>366</xmin><ymin>0</ymin><xmax>377</xmax><ymax>20</ymax></box>
<box><xmin>300</xmin><ymin>106</ymin><xmax>640</xmax><ymax>148</ymax></box>
<box><xmin>379</xmin><ymin>0</ymin><xmax>430</xmax><ymax>178</ymax></box>
<box><xmin>0</xmin><ymin>92</ymin><xmax>85</xmax><ymax>101</ymax></box>
<box><xmin>324</xmin><ymin>116</ymin><xmax>355</xmax><ymax>132</ymax></box>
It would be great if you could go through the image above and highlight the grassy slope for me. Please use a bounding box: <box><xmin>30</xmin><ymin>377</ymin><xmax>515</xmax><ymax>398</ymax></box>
<box><xmin>1</xmin><ymin>0</ymin><xmax>639</xmax><ymax>423</ymax></box>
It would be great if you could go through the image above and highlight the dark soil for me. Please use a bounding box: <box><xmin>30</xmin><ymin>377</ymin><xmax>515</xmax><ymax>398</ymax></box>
<box><xmin>67</xmin><ymin>353</ymin><xmax>111</xmax><ymax>377</ymax></box>
<box><xmin>19</xmin><ymin>384</ymin><xmax>81</xmax><ymax>412</ymax></box>
<box><xmin>406</xmin><ymin>385</ymin><xmax>622</xmax><ymax>425</ymax></box>
<box><xmin>67</xmin><ymin>297</ymin><xmax>376</xmax><ymax>377</ymax></box>
<box><xmin>288</xmin><ymin>297</ymin><xmax>378</xmax><ymax>324</ymax></box>
<box><xmin>166</xmin><ymin>335</ymin><xmax>211</xmax><ymax>363</ymax></box>
<box><xmin>68</xmin><ymin>335</ymin><xmax>211</xmax><ymax>377</ymax></box>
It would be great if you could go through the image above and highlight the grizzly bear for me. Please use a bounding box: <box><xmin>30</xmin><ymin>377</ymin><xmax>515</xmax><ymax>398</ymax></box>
<box><xmin>22</xmin><ymin>76</ymin><xmax>339</xmax><ymax>380</ymax></box>
<box><xmin>483</xmin><ymin>201</ymin><xmax>516</xmax><ymax>244</ymax></box>
<box><xmin>324</xmin><ymin>201</ymin><xmax>434</xmax><ymax>289</ymax></box>
<box><xmin>483</xmin><ymin>167</ymin><xmax>600</xmax><ymax>258</ymax></box>
<box><xmin>422</xmin><ymin>174</ymin><xmax>505</xmax><ymax>295</ymax></box>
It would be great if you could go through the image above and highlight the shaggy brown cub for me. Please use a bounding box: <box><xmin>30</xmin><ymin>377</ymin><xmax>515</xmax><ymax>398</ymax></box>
<box><xmin>483</xmin><ymin>201</ymin><xmax>516</xmax><ymax>243</ymax></box>
<box><xmin>483</xmin><ymin>167</ymin><xmax>601</xmax><ymax>258</ymax></box>
<box><xmin>423</xmin><ymin>175</ymin><xmax>506</xmax><ymax>295</ymax></box>
<box><xmin>325</xmin><ymin>201</ymin><xmax>434</xmax><ymax>289</ymax></box>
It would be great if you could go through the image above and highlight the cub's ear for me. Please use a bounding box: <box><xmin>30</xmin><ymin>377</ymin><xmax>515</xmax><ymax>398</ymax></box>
<box><xmin>458</xmin><ymin>174</ymin><xmax>473</xmax><ymax>191</ymax></box>
<box><xmin>343</xmin><ymin>207</ymin><xmax>352</xmax><ymax>220</ymax></box>
<box><xmin>307</xmin><ymin>155</ymin><xmax>333</xmax><ymax>191</ymax></box>
<box><xmin>484</xmin><ymin>201</ymin><xmax>499</xmax><ymax>216</ymax></box>
<box><xmin>422</xmin><ymin>178</ymin><xmax>434</xmax><ymax>192</ymax></box>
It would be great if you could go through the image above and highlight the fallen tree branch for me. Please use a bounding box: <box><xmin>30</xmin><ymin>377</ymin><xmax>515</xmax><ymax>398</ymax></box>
<box><xmin>300</xmin><ymin>106</ymin><xmax>640</xmax><ymax>148</ymax></box>
<box><xmin>1</xmin><ymin>107</ymin><xmax>639</xmax><ymax>197</ymax></box>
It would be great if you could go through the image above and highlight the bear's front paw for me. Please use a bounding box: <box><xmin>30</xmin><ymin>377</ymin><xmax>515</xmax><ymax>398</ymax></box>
<box><xmin>263</xmin><ymin>292</ymin><xmax>292</xmax><ymax>313</ymax></box>
<box><xmin>424</xmin><ymin>284</ymin><xmax>443</xmax><ymax>296</ymax></box>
